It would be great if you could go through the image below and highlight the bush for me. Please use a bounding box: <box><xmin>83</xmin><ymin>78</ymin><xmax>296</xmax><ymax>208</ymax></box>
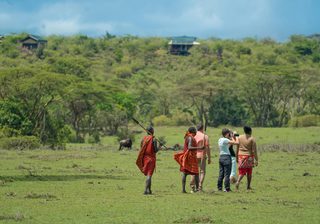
<box><xmin>88</xmin><ymin>132</ymin><xmax>100</xmax><ymax>144</ymax></box>
<box><xmin>114</xmin><ymin>66</ymin><xmax>132</xmax><ymax>78</ymax></box>
<box><xmin>157</xmin><ymin>136</ymin><xmax>167</xmax><ymax>147</ymax></box>
<box><xmin>0</xmin><ymin>136</ymin><xmax>40</xmax><ymax>150</ymax></box>
<box><xmin>288</xmin><ymin>115</ymin><xmax>320</xmax><ymax>127</ymax></box>
<box><xmin>171</xmin><ymin>112</ymin><xmax>193</xmax><ymax>126</ymax></box>
<box><xmin>115</xmin><ymin>127</ymin><xmax>135</xmax><ymax>143</ymax></box>
<box><xmin>0</xmin><ymin>127</ymin><xmax>20</xmax><ymax>137</ymax></box>
<box><xmin>57</xmin><ymin>125</ymin><xmax>72</xmax><ymax>144</ymax></box>
<box><xmin>152</xmin><ymin>115</ymin><xmax>172</xmax><ymax>126</ymax></box>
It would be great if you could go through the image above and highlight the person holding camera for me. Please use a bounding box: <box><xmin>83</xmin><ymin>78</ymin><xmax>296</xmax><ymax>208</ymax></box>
<box><xmin>229</xmin><ymin>131</ymin><xmax>239</xmax><ymax>184</ymax></box>
<box><xmin>217</xmin><ymin>128</ymin><xmax>239</xmax><ymax>192</ymax></box>
<box><xmin>235</xmin><ymin>126</ymin><xmax>258</xmax><ymax>191</ymax></box>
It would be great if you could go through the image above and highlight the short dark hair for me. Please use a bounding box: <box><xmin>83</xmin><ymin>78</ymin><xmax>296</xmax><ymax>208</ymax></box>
<box><xmin>188</xmin><ymin>127</ymin><xmax>197</xmax><ymax>134</ymax></box>
<box><xmin>196</xmin><ymin>123</ymin><xmax>203</xmax><ymax>131</ymax></box>
<box><xmin>221</xmin><ymin>128</ymin><xmax>230</xmax><ymax>137</ymax></box>
<box><xmin>243</xmin><ymin>126</ymin><xmax>252</xmax><ymax>134</ymax></box>
<box><xmin>147</xmin><ymin>126</ymin><xmax>154</xmax><ymax>135</ymax></box>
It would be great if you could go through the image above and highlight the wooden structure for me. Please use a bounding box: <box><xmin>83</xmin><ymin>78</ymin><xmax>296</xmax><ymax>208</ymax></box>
<box><xmin>168</xmin><ymin>36</ymin><xmax>200</xmax><ymax>55</ymax></box>
<box><xmin>20</xmin><ymin>34</ymin><xmax>47</xmax><ymax>50</ymax></box>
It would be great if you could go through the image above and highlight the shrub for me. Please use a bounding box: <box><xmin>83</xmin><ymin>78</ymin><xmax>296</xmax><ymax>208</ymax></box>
<box><xmin>0</xmin><ymin>127</ymin><xmax>20</xmax><ymax>137</ymax></box>
<box><xmin>152</xmin><ymin>115</ymin><xmax>172</xmax><ymax>126</ymax></box>
<box><xmin>114</xmin><ymin>66</ymin><xmax>132</xmax><ymax>78</ymax></box>
<box><xmin>88</xmin><ymin>132</ymin><xmax>100</xmax><ymax>144</ymax></box>
<box><xmin>115</xmin><ymin>127</ymin><xmax>135</xmax><ymax>143</ymax></box>
<box><xmin>157</xmin><ymin>136</ymin><xmax>167</xmax><ymax>147</ymax></box>
<box><xmin>57</xmin><ymin>125</ymin><xmax>72</xmax><ymax>144</ymax></box>
<box><xmin>171</xmin><ymin>112</ymin><xmax>193</xmax><ymax>126</ymax></box>
<box><xmin>288</xmin><ymin>115</ymin><xmax>320</xmax><ymax>127</ymax></box>
<box><xmin>0</xmin><ymin>136</ymin><xmax>40</xmax><ymax>150</ymax></box>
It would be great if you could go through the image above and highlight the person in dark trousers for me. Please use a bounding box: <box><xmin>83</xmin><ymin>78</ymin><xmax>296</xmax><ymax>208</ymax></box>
<box><xmin>136</xmin><ymin>126</ymin><xmax>159</xmax><ymax>195</ymax></box>
<box><xmin>217</xmin><ymin>128</ymin><xmax>239</xmax><ymax>192</ymax></box>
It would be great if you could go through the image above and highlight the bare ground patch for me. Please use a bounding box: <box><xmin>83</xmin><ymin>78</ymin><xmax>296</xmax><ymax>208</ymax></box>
<box><xmin>259</xmin><ymin>144</ymin><xmax>320</xmax><ymax>152</ymax></box>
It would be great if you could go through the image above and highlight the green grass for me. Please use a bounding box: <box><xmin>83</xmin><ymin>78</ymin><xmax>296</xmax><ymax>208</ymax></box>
<box><xmin>100</xmin><ymin>126</ymin><xmax>320</xmax><ymax>150</ymax></box>
<box><xmin>0</xmin><ymin>127</ymin><xmax>320</xmax><ymax>223</ymax></box>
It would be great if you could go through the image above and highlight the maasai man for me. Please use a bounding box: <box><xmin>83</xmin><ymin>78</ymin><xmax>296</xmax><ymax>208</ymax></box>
<box><xmin>174</xmin><ymin>127</ymin><xmax>204</xmax><ymax>193</ymax></box>
<box><xmin>136</xmin><ymin>126</ymin><xmax>159</xmax><ymax>195</ymax></box>
<box><xmin>190</xmin><ymin>124</ymin><xmax>211</xmax><ymax>192</ymax></box>
<box><xmin>235</xmin><ymin>126</ymin><xmax>258</xmax><ymax>191</ymax></box>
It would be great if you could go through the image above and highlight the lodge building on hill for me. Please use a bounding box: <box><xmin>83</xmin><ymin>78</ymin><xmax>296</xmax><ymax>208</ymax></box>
<box><xmin>168</xmin><ymin>36</ymin><xmax>200</xmax><ymax>55</ymax></box>
<box><xmin>20</xmin><ymin>34</ymin><xmax>47</xmax><ymax>50</ymax></box>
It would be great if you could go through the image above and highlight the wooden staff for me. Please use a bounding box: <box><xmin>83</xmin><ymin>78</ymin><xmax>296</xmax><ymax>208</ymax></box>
<box><xmin>131</xmin><ymin>117</ymin><xmax>169</xmax><ymax>150</ymax></box>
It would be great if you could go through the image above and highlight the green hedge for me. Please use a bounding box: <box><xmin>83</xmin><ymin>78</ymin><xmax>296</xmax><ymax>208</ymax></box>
<box><xmin>0</xmin><ymin>136</ymin><xmax>40</xmax><ymax>150</ymax></box>
<box><xmin>289</xmin><ymin>115</ymin><xmax>320</xmax><ymax>127</ymax></box>
<box><xmin>152</xmin><ymin>112</ymin><xmax>193</xmax><ymax>126</ymax></box>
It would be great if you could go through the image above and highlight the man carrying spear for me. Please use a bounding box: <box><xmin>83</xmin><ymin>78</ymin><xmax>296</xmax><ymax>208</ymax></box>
<box><xmin>136</xmin><ymin>126</ymin><xmax>159</xmax><ymax>195</ymax></box>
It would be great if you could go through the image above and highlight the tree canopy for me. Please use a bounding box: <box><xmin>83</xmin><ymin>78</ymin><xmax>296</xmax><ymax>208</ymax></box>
<box><xmin>0</xmin><ymin>33</ymin><xmax>319</xmax><ymax>145</ymax></box>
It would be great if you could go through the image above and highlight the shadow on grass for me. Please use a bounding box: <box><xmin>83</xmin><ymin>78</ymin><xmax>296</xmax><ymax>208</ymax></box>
<box><xmin>0</xmin><ymin>174</ymin><xmax>128</xmax><ymax>182</ymax></box>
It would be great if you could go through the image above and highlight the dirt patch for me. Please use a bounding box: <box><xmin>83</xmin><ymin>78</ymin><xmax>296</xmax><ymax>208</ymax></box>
<box><xmin>25</xmin><ymin>192</ymin><xmax>57</xmax><ymax>200</ymax></box>
<box><xmin>0</xmin><ymin>212</ymin><xmax>25</xmax><ymax>221</ymax></box>
<box><xmin>173</xmin><ymin>216</ymin><xmax>228</xmax><ymax>224</ymax></box>
<box><xmin>259</xmin><ymin>144</ymin><xmax>320</xmax><ymax>152</ymax></box>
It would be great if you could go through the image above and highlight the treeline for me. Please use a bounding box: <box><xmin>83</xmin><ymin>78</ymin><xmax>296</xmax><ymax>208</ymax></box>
<box><xmin>0</xmin><ymin>33</ymin><xmax>319</xmax><ymax>147</ymax></box>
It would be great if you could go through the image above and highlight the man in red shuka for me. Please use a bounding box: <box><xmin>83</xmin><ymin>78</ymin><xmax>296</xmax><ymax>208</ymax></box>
<box><xmin>174</xmin><ymin>127</ymin><xmax>204</xmax><ymax>193</ymax></box>
<box><xmin>136</xmin><ymin>126</ymin><xmax>159</xmax><ymax>195</ymax></box>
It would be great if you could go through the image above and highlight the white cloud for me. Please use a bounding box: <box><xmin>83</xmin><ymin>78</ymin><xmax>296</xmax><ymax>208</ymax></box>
<box><xmin>180</xmin><ymin>5</ymin><xmax>222</xmax><ymax>30</ymax></box>
<box><xmin>40</xmin><ymin>19</ymin><xmax>114</xmax><ymax>36</ymax></box>
<box><xmin>40</xmin><ymin>19</ymin><xmax>80</xmax><ymax>35</ymax></box>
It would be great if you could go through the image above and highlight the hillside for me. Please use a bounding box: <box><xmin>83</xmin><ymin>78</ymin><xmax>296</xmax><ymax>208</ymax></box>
<box><xmin>0</xmin><ymin>33</ymin><xmax>319</xmax><ymax>145</ymax></box>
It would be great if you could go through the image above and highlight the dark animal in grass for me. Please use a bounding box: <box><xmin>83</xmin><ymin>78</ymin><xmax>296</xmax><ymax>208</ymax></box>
<box><xmin>119</xmin><ymin>138</ymin><xmax>132</xmax><ymax>150</ymax></box>
<box><xmin>165</xmin><ymin>143</ymin><xmax>182</xmax><ymax>151</ymax></box>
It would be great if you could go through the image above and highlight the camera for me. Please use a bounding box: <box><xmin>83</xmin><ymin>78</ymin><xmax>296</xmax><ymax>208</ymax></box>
<box><xmin>229</xmin><ymin>131</ymin><xmax>239</xmax><ymax>138</ymax></box>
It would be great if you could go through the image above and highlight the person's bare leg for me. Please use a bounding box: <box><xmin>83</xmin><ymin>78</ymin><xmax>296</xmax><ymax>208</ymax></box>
<box><xmin>194</xmin><ymin>174</ymin><xmax>199</xmax><ymax>191</ymax></box>
<box><xmin>247</xmin><ymin>174</ymin><xmax>252</xmax><ymax>190</ymax></box>
<box><xmin>199</xmin><ymin>172</ymin><xmax>204</xmax><ymax>191</ymax></box>
<box><xmin>182</xmin><ymin>173</ymin><xmax>187</xmax><ymax>193</ymax></box>
<box><xmin>199</xmin><ymin>158</ymin><xmax>205</xmax><ymax>191</ymax></box>
<box><xmin>236</xmin><ymin>175</ymin><xmax>245</xmax><ymax>190</ymax></box>
<box><xmin>190</xmin><ymin>175</ymin><xmax>195</xmax><ymax>192</ymax></box>
<box><xmin>144</xmin><ymin>176</ymin><xmax>152</xmax><ymax>195</ymax></box>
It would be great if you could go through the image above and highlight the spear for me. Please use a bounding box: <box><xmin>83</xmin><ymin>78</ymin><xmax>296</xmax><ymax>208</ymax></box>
<box><xmin>131</xmin><ymin>117</ymin><xmax>169</xmax><ymax>150</ymax></box>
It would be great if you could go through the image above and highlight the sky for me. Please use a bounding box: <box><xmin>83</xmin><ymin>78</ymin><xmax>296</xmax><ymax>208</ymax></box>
<box><xmin>0</xmin><ymin>0</ymin><xmax>319</xmax><ymax>41</ymax></box>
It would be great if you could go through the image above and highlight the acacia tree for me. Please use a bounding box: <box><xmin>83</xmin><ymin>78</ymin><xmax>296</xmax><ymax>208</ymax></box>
<box><xmin>63</xmin><ymin>81</ymin><xmax>108</xmax><ymax>142</ymax></box>
<box><xmin>208</xmin><ymin>91</ymin><xmax>247</xmax><ymax>127</ymax></box>
<box><xmin>0</xmin><ymin>67</ymin><xmax>72</xmax><ymax>143</ymax></box>
<box><xmin>177</xmin><ymin>75</ymin><xmax>221</xmax><ymax>128</ymax></box>
<box><xmin>298</xmin><ymin>67</ymin><xmax>320</xmax><ymax>115</ymax></box>
<box><xmin>240</xmin><ymin>66</ymin><xmax>301</xmax><ymax>126</ymax></box>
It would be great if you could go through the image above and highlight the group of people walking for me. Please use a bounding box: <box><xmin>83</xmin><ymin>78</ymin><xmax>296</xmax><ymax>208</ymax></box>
<box><xmin>136</xmin><ymin>124</ymin><xmax>258</xmax><ymax>195</ymax></box>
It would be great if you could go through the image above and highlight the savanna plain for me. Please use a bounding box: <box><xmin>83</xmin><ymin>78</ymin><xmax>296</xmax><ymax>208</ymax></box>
<box><xmin>1</xmin><ymin>127</ymin><xmax>319</xmax><ymax>224</ymax></box>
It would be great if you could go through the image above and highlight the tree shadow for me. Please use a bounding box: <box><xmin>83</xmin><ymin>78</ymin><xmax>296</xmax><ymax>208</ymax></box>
<box><xmin>0</xmin><ymin>174</ymin><xmax>128</xmax><ymax>182</ymax></box>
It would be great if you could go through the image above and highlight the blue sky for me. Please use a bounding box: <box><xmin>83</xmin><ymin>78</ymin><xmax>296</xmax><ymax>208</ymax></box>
<box><xmin>0</xmin><ymin>0</ymin><xmax>319</xmax><ymax>41</ymax></box>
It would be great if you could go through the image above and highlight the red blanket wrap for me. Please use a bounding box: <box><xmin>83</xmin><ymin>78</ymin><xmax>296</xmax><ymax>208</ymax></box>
<box><xmin>174</xmin><ymin>134</ymin><xmax>199</xmax><ymax>175</ymax></box>
<box><xmin>136</xmin><ymin>135</ymin><xmax>156</xmax><ymax>176</ymax></box>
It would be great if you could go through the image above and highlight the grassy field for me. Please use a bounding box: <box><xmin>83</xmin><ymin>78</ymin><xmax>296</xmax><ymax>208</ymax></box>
<box><xmin>100</xmin><ymin>126</ymin><xmax>320</xmax><ymax>150</ymax></box>
<box><xmin>0</xmin><ymin>127</ymin><xmax>320</xmax><ymax>224</ymax></box>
